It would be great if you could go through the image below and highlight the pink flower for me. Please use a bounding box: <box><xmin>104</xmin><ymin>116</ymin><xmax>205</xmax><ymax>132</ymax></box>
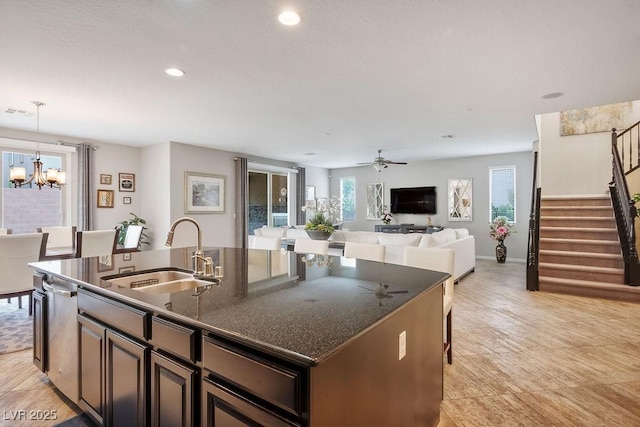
<box><xmin>497</xmin><ymin>226</ymin><xmax>507</xmax><ymax>236</ymax></box>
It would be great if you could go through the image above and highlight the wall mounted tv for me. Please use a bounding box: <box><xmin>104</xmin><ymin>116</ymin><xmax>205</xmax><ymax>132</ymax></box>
<box><xmin>390</xmin><ymin>186</ymin><xmax>436</xmax><ymax>214</ymax></box>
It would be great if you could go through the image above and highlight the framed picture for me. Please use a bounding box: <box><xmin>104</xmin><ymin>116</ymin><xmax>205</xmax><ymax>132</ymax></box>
<box><xmin>97</xmin><ymin>255</ymin><xmax>113</xmax><ymax>272</ymax></box>
<box><xmin>97</xmin><ymin>189</ymin><xmax>114</xmax><ymax>208</ymax></box>
<box><xmin>123</xmin><ymin>252</ymin><xmax>132</xmax><ymax>261</ymax></box>
<box><xmin>100</xmin><ymin>174</ymin><xmax>112</xmax><ymax>185</ymax></box>
<box><xmin>305</xmin><ymin>185</ymin><xmax>316</xmax><ymax>201</ymax></box>
<box><xmin>119</xmin><ymin>173</ymin><xmax>135</xmax><ymax>192</ymax></box>
<box><xmin>185</xmin><ymin>172</ymin><xmax>225</xmax><ymax>214</ymax></box>
<box><xmin>119</xmin><ymin>266</ymin><xmax>135</xmax><ymax>274</ymax></box>
<box><xmin>123</xmin><ymin>196</ymin><xmax>132</xmax><ymax>205</ymax></box>
<box><xmin>316</xmin><ymin>197</ymin><xmax>328</xmax><ymax>210</ymax></box>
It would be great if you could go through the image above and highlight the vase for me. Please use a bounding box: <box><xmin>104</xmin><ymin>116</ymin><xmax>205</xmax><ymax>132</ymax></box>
<box><xmin>495</xmin><ymin>239</ymin><xmax>507</xmax><ymax>263</ymax></box>
<box><xmin>306</xmin><ymin>230</ymin><xmax>332</xmax><ymax>240</ymax></box>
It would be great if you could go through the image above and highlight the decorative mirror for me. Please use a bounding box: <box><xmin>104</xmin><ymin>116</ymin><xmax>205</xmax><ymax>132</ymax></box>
<box><xmin>367</xmin><ymin>183</ymin><xmax>384</xmax><ymax>220</ymax></box>
<box><xmin>448</xmin><ymin>179</ymin><xmax>472</xmax><ymax>221</ymax></box>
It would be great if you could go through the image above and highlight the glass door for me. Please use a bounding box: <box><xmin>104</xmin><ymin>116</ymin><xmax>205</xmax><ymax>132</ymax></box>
<box><xmin>248</xmin><ymin>171</ymin><xmax>289</xmax><ymax>235</ymax></box>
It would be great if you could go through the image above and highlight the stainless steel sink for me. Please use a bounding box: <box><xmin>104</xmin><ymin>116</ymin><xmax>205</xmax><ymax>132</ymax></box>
<box><xmin>103</xmin><ymin>268</ymin><xmax>217</xmax><ymax>295</ymax></box>
<box><xmin>105</xmin><ymin>269</ymin><xmax>194</xmax><ymax>289</ymax></box>
<box><xmin>131</xmin><ymin>278</ymin><xmax>212</xmax><ymax>295</ymax></box>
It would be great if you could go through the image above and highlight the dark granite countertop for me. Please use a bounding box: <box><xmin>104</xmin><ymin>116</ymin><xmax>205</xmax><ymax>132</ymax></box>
<box><xmin>30</xmin><ymin>247</ymin><xmax>447</xmax><ymax>366</ymax></box>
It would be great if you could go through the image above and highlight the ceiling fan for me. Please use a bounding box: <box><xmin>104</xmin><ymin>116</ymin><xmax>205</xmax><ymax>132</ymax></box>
<box><xmin>358</xmin><ymin>149</ymin><xmax>408</xmax><ymax>172</ymax></box>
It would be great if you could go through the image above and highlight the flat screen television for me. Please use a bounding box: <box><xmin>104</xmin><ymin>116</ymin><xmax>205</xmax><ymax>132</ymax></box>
<box><xmin>390</xmin><ymin>186</ymin><xmax>436</xmax><ymax>214</ymax></box>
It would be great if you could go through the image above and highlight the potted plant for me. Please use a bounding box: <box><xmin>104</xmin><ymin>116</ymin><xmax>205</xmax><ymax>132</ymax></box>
<box><xmin>489</xmin><ymin>216</ymin><xmax>513</xmax><ymax>263</ymax></box>
<box><xmin>381</xmin><ymin>206</ymin><xmax>393</xmax><ymax>225</ymax></box>
<box><xmin>302</xmin><ymin>196</ymin><xmax>341</xmax><ymax>240</ymax></box>
<box><xmin>115</xmin><ymin>213</ymin><xmax>150</xmax><ymax>248</ymax></box>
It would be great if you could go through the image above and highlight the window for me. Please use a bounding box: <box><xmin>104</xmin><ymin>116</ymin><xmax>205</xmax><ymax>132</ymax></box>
<box><xmin>2</xmin><ymin>150</ymin><xmax>64</xmax><ymax>234</ymax></box>
<box><xmin>340</xmin><ymin>176</ymin><xmax>356</xmax><ymax>222</ymax></box>
<box><xmin>489</xmin><ymin>166</ymin><xmax>515</xmax><ymax>222</ymax></box>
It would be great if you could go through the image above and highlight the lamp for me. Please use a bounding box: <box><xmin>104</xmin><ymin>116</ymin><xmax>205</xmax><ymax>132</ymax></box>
<box><xmin>9</xmin><ymin>101</ymin><xmax>66</xmax><ymax>189</ymax></box>
<box><xmin>373</xmin><ymin>163</ymin><xmax>388</xmax><ymax>173</ymax></box>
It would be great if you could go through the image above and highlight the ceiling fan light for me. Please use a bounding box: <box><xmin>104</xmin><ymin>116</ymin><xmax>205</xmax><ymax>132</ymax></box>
<box><xmin>373</xmin><ymin>163</ymin><xmax>384</xmax><ymax>173</ymax></box>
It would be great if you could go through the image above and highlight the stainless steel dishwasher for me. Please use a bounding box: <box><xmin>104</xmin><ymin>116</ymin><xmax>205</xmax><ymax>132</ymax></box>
<box><xmin>43</xmin><ymin>275</ymin><xmax>79</xmax><ymax>403</ymax></box>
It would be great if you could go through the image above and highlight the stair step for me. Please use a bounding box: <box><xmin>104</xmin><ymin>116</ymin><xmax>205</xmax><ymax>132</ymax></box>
<box><xmin>538</xmin><ymin>276</ymin><xmax>640</xmax><ymax>302</ymax></box>
<box><xmin>540</xmin><ymin>206</ymin><xmax>613</xmax><ymax>217</ymax></box>
<box><xmin>539</xmin><ymin>262</ymin><xmax>624</xmax><ymax>284</ymax></box>
<box><xmin>539</xmin><ymin>238</ymin><xmax>621</xmax><ymax>254</ymax></box>
<box><xmin>538</xmin><ymin>249</ymin><xmax>623</xmax><ymax>269</ymax></box>
<box><xmin>540</xmin><ymin>226</ymin><xmax>618</xmax><ymax>241</ymax></box>
<box><xmin>541</xmin><ymin>195</ymin><xmax>611</xmax><ymax>207</ymax></box>
<box><xmin>540</xmin><ymin>216</ymin><xmax>615</xmax><ymax>228</ymax></box>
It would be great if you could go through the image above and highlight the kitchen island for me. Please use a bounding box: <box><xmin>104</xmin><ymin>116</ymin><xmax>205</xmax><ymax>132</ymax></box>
<box><xmin>31</xmin><ymin>246</ymin><xmax>447</xmax><ymax>426</ymax></box>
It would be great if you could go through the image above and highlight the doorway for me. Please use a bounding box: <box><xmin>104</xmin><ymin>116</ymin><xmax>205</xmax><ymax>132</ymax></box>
<box><xmin>248</xmin><ymin>171</ymin><xmax>289</xmax><ymax>235</ymax></box>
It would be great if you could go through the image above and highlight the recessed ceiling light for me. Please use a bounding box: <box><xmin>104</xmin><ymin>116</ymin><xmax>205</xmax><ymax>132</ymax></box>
<box><xmin>541</xmin><ymin>92</ymin><xmax>563</xmax><ymax>99</ymax></box>
<box><xmin>279</xmin><ymin>11</ymin><xmax>301</xmax><ymax>26</ymax></box>
<box><xmin>165</xmin><ymin>68</ymin><xmax>185</xmax><ymax>77</ymax></box>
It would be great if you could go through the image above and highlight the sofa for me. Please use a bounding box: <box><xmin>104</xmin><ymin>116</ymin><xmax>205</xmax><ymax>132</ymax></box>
<box><xmin>329</xmin><ymin>228</ymin><xmax>475</xmax><ymax>282</ymax></box>
<box><xmin>253</xmin><ymin>225</ymin><xmax>475</xmax><ymax>283</ymax></box>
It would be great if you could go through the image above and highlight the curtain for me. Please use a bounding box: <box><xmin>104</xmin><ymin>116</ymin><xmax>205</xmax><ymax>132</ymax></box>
<box><xmin>77</xmin><ymin>144</ymin><xmax>93</xmax><ymax>231</ymax></box>
<box><xmin>234</xmin><ymin>157</ymin><xmax>248</xmax><ymax>248</ymax></box>
<box><xmin>296</xmin><ymin>167</ymin><xmax>305</xmax><ymax>226</ymax></box>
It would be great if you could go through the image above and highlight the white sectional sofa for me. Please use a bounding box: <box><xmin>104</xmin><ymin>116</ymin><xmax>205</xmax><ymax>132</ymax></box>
<box><xmin>253</xmin><ymin>225</ymin><xmax>476</xmax><ymax>283</ymax></box>
<box><xmin>329</xmin><ymin>228</ymin><xmax>475</xmax><ymax>282</ymax></box>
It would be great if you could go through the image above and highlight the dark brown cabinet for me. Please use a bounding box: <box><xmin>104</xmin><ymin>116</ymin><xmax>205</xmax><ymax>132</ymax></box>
<box><xmin>32</xmin><ymin>290</ymin><xmax>47</xmax><ymax>372</ymax></box>
<box><xmin>150</xmin><ymin>350</ymin><xmax>196</xmax><ymax>427</ymax></box>
<box><xmin>78</xmin><ymin>314</ymin><xmax>106</xmax><ymax>425</ymax></box>
<box><xmin>106</xmin><ymin>329</ymin><xmax>149</xmax><ymax>427</ymax></box>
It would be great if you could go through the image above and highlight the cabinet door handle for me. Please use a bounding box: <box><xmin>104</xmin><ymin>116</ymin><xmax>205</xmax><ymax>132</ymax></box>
<box><xmin>43</xmin><ymin>282</ymin><xmax>77</xmax><ymax>297</ymax></box>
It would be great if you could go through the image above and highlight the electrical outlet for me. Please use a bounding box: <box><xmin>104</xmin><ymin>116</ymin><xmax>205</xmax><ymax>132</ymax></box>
<box><xmin>399</xmin><ymin>331</ymin><xmax>406</xmax><ymax>360</ymax></box>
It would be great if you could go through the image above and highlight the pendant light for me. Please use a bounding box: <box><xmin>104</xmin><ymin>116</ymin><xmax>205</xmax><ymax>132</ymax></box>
<box><xmin>9</xmin><ymin>101</ymin><xmax>66</xmax><ymax>189</ymax></box>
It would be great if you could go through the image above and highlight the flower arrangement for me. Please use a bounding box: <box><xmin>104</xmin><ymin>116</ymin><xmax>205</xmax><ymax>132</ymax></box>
<box><xmin>303</xmin><ymin>253</ymin><xmax>333</xmax><ymax>268</ymax></box>
<box><xmin>381</xmin><ymin>206</ymin><xmax>393</xmax><ymax>225</ymax></box>
<box><xmin>489</xmin><ymin>216</ymin><xmax>513</xmax><ymax>241</ymax></box>
<box><xmin>302</xmin><ymin>195</ymin><xmax>341</xmax><ymax>233</ymax></box>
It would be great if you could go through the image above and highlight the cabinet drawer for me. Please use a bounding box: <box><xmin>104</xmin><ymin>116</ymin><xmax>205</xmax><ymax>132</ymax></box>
<box><xmin>203</xmin><ymin>377</ymin><xmax>300</xmax><ymax>427</ymax></box>
<box><xmin>78</xmin><ymin>289</ymin><xmax>150</xmax><ymax>340</ymax></box>
<box><xmin>151</xmin><ymin>316</ymin><xmax>197</xmax><ymax>363</ymax></box>
<box><xmin>202</xmin><ymin>336</ymin><xmax>302</xmax><ymax>417</ymax></box>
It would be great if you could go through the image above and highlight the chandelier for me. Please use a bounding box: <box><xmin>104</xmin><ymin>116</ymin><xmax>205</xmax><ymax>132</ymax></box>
<box><xmin>9</xmin><ymin>101</ymin><xmax>66</xmax><ymax>189</ymax></box>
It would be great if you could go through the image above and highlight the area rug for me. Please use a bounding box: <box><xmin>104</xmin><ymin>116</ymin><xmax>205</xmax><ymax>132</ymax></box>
<box><xmin>0</xmin><ymin>297</ymin><xmax>32</xmax><ymax>354</ymax></box>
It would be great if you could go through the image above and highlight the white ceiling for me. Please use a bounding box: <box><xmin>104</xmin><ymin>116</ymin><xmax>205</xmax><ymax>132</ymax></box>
<box><xmin>1</xmin><ymin>0</ymin><xmax>640</xmax><ymax>169</ymax></box>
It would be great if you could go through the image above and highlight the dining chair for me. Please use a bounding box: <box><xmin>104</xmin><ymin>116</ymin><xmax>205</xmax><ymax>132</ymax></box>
<box><xmin>0</xmin><ymin>233</ymin><xmax>48</xmax><ymax>315</ymax></box>
<box><xmin>344</xmin><ymin>241</ymin><xmax>385</xmax><ymax>262</ymax></box>
<box><xmin>403</xmin><ymin>246</ymin><xmax>455</xmax><ymax>364</ymax></box>
<box><xmin>76</xmin><ymin>229</ymin><xmax>117</xmax><ymax>258</ymax></box>
<box><xmin>293</xmin><ymin>239</ymin><xmax>329</xmax><ymax>255</ymax></box>
<box><xmin>250</xmin><ymin>236</ymin><xmax>282</xmax><ymax>250</ymax></box>
<box><xmin>37</xmin><ymin>226</ymin><xmax>76</xmax><ymax>250</ymax></box>
<box><xmin>123</xmin><ymin>225</ymin><xmax>144</xmax><ymax>249</ymax></box>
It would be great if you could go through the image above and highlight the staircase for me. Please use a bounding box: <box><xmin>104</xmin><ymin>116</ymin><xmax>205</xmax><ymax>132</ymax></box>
<box><xmin>538</xmin><ymin>195</ymin><xmax>640</xmax><ymax>301</ymax></box>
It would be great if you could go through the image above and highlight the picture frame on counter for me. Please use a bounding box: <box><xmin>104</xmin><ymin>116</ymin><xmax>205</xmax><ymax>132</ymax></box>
<box><xmin>185</xmin><ymin>172</ymin><xmax>225</xmax><ymax>214</ymax></box>
<box><xmin>119</xmin><ymin>173</ymin><xmax>135</xmax><ymax>192</ymax></box>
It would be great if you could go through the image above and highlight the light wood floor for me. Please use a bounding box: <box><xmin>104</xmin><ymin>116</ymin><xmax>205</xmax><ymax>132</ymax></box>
<box><xmin>440</xmin><ymin>259</ymin><xmax>640</xmax><ymax>426</ymax></box>
<box><xmin>2</xmin><ymin>259</ymin><xmax>640</xmax><ymax>426</ymax></box>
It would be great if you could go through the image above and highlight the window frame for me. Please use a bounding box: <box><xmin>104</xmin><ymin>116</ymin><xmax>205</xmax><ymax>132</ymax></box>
<box><xmin>489</xmin><ymin>166</ymin><xmax>516</xmax><ymax>223</ymax></box>
<box><xmin>339</xmin><ymin>176</ymin><xmax>356</xmax><ymax>222</ymax></box>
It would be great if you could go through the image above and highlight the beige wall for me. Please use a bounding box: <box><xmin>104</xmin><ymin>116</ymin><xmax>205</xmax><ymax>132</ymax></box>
<box><xmin>538</xmin><ymin>101</ymin><xmax>640</xmax><ymax>196</ymax></box>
